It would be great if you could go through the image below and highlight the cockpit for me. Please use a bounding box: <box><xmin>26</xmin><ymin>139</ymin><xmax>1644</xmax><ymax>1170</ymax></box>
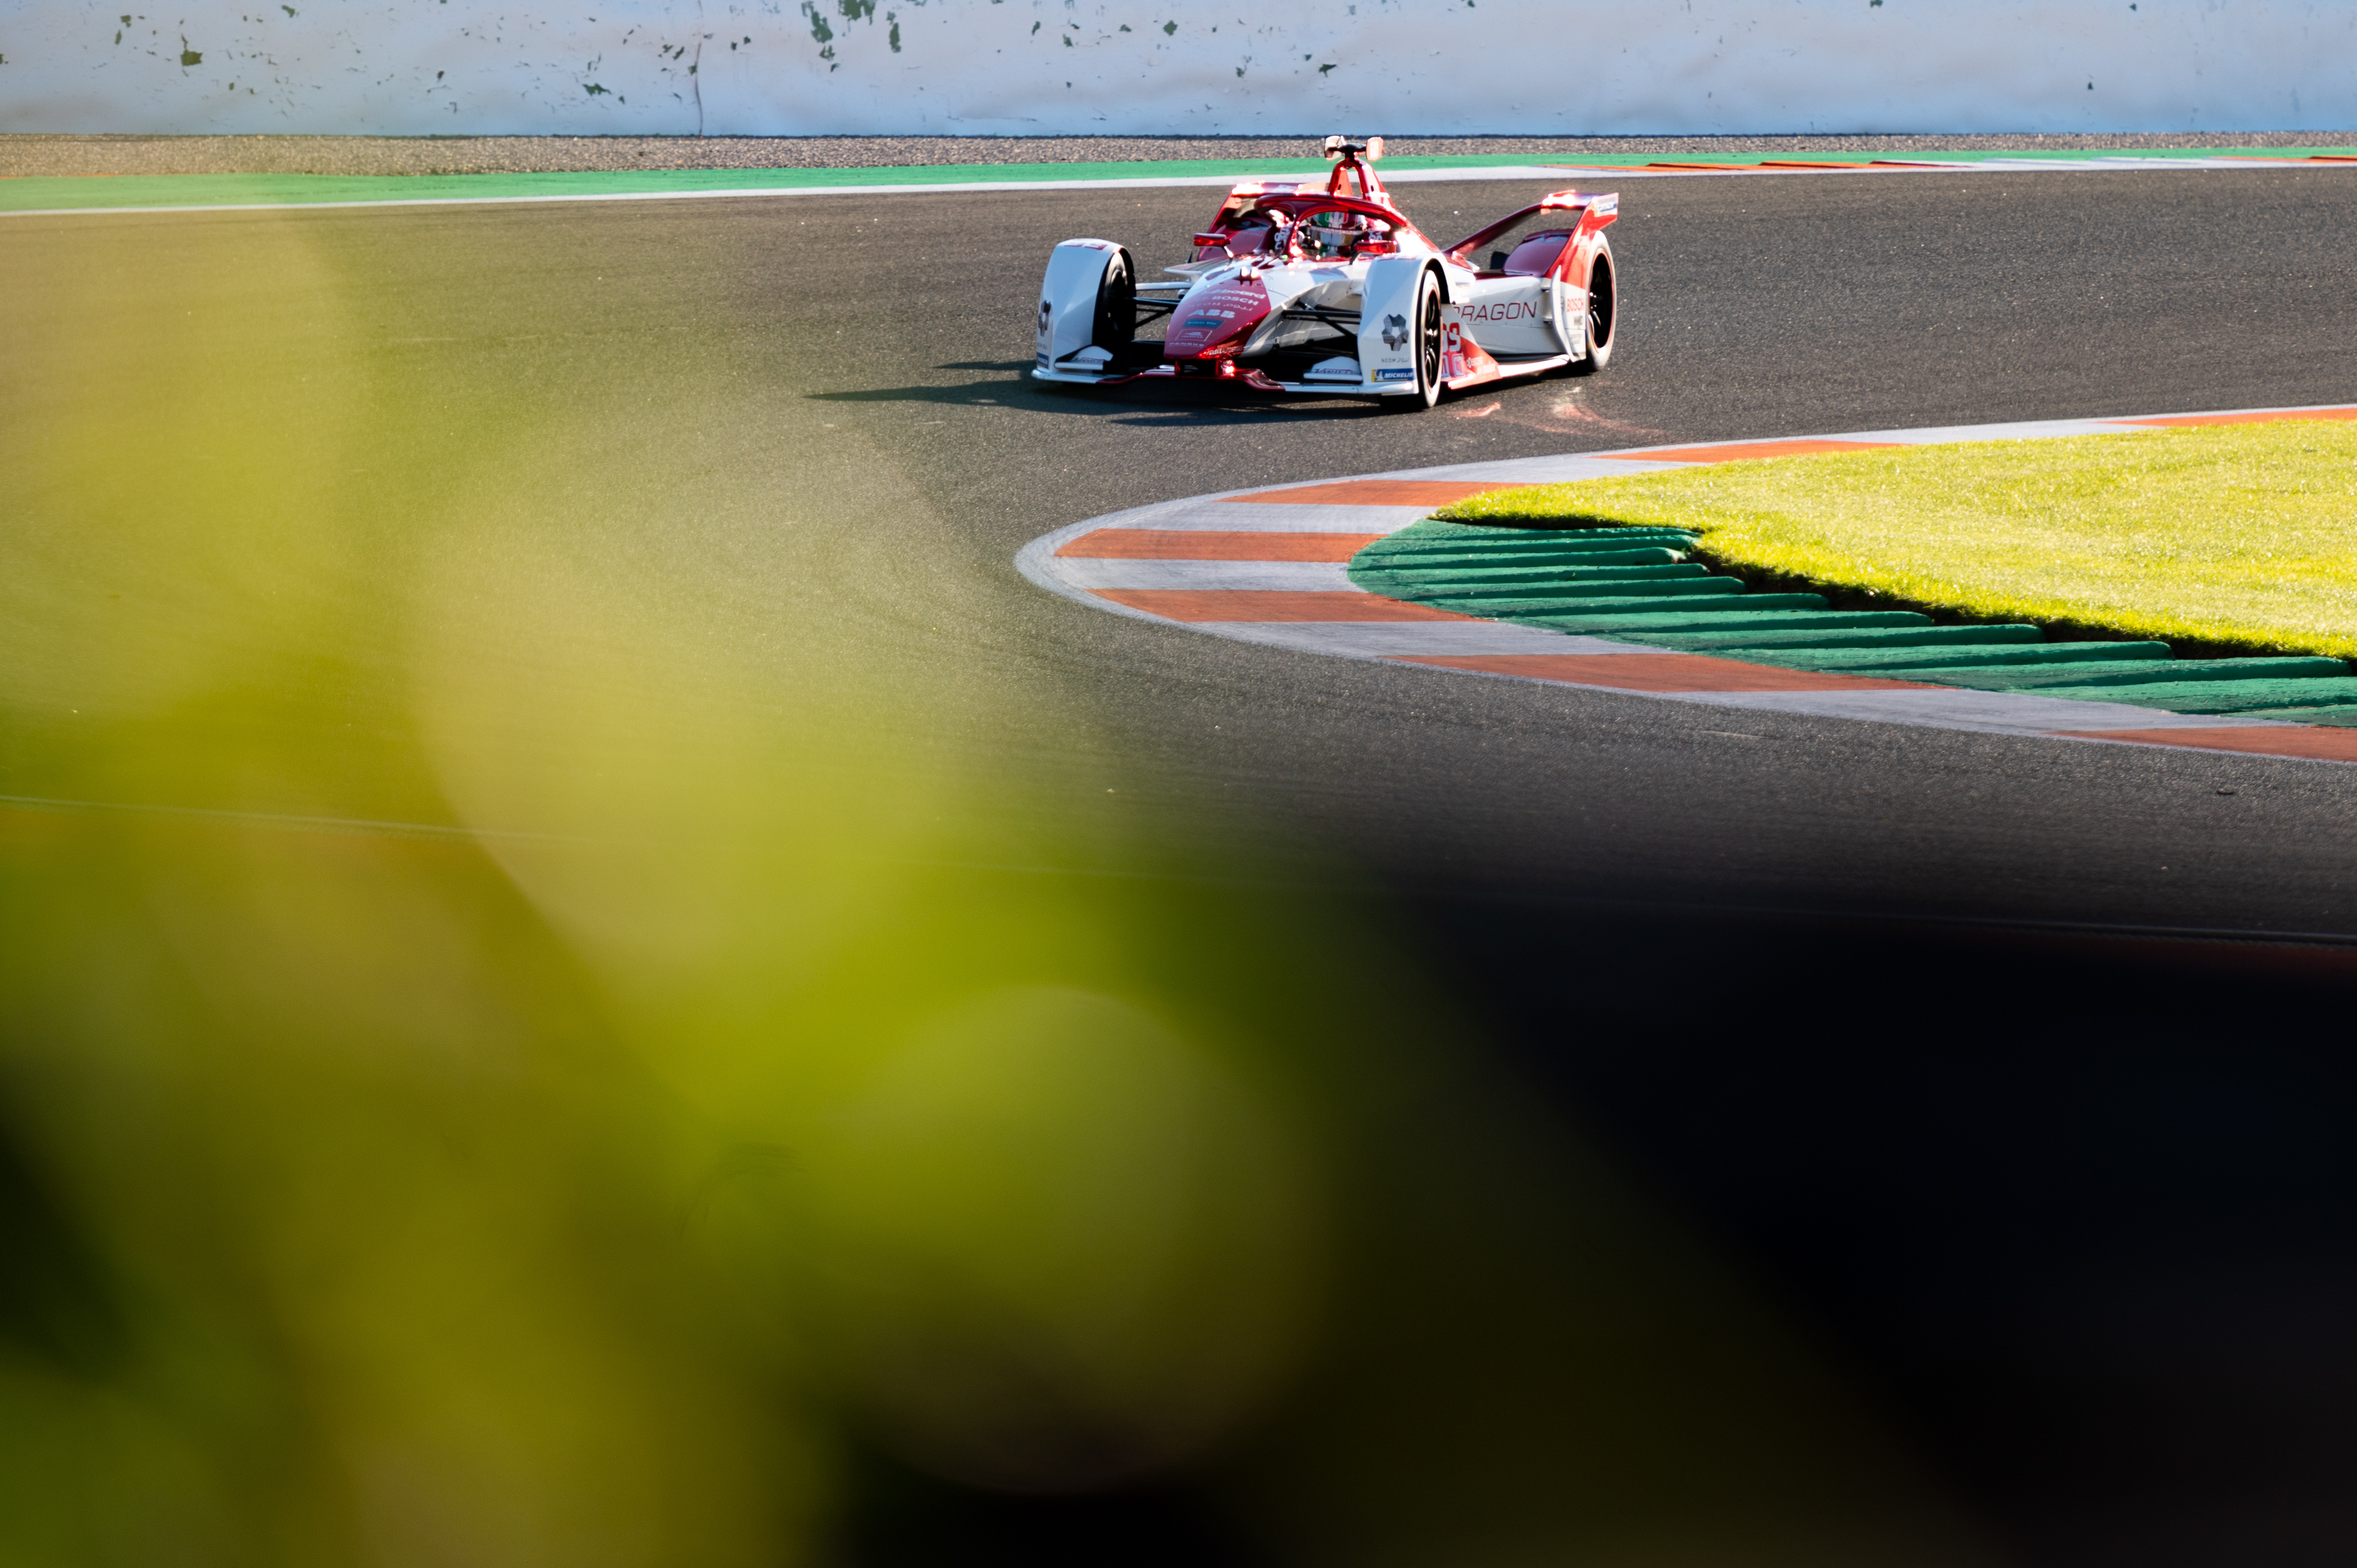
<box><xmin>1188</xmin><ymin>137</ymin><xmax>1419</xmax><ymax>265</ymax></box>
<box><xmin>1191</xmin><ymin>201</ymin><xmax>1404</xmax><ymax>264</ymax></box>
<box><xmin>1291</xmin><ymin>208</ymin><xmax>1390</xmax><ymax>260</ymax></box>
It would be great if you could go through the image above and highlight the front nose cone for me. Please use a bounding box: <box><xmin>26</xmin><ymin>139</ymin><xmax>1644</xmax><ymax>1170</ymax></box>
<box><xmin>1162</xmin><ymin>277</ymin><xmax>1272</xmax><ymax>362</ymax></box>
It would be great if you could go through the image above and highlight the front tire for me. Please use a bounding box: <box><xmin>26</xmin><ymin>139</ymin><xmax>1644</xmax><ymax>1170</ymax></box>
<box><xmin>1569</xmin><ymin>239</ymin><xmax>1615</xmax><ymax>375</ymax></box>
<box><xmin>1092</xmin><ymin>248</ymin><xmax>1136</xmax><ymax>362</ymax></box>
<box><xmin>1388</xmin><ymin>266</ymin><xmax>1446</xmax><ymax>411</ymax></box>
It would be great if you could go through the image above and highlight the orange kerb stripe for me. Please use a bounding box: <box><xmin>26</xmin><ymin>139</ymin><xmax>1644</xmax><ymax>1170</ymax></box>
<box><xmin>2058</xmin><ymin>726</ymin><xmax>2357</xmax><ymax>764</ymax></box>
<box><xmin>1222</xmin><ymin>480</ymin><xmax>1522</xmax><ymax>507</ymax></box>
<box><xmin>1600</xmin><ymin>439</ymin><xmax>1904</xmax><ymax>464</ymax></box>
<box><xmin>1093</xmin><ymin>589</ymin><xmax>1476</xmax><ymax>623</ymax></box>
<box><xmin>1392</xmin><ymin>654</ymin><xmax>1932</xmax><ymax>693</ymax></box>
<box><xmin>2117</xmin><ymin>408</ymin><xmax>2357</xmax><ymax>428</ymax></box>
<box><xmin>1056</xmin><ymin>529</ymin><xmax>1380</xmax><ymax>561</ymax></box>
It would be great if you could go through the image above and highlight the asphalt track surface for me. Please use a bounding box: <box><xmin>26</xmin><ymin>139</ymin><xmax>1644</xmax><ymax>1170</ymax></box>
<box><xmin>13</xmin><ymin>169</ymin><xmax>2357</xmax><ymax>1564</ymax></box>
<box><xmin>866</xmin><ymin>169</ymin><xmax>2357</xmax><ymax>938</ymax></box>
<box><xmin>25</xmin><ymin>167</ymin><xmax>2356</xmax><ymax>925</ymax></box>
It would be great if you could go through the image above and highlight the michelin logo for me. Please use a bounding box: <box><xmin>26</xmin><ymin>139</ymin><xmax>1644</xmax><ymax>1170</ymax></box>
<box><xmin>1374</xmin><ymin>367</ymin><xmax>1415</xmax><ymax>382</ymax></box>
<box><xmin>1380</xmin><ymin>313</ymin><xmax>1409</xmax><ymax>350</ymax></box>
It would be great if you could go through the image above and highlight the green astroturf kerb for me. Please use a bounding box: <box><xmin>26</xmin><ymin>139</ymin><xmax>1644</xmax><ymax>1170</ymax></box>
<box><xmin>1350</xmin><ymin>512</ymin><xmax>2357</xmax><ymax>719</ymax></box>
<box><xmin>1619</xmin><ymin>624</ymin><xmax>2047</xmax><ymax>653</ymax></box>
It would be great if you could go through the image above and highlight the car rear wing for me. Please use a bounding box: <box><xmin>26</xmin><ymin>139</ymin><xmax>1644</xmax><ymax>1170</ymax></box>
<box><xmin>1440</xmin><ymin>192</ymin><xmax>1615</xmax><ymax>264</ymax></box>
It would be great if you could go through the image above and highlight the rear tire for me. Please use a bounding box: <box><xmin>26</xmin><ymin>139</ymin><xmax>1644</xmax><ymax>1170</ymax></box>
<box><xmin>1569</xmin><ymin>239</ymin><xmax>1615</xmax><ymax>375</ymax></box>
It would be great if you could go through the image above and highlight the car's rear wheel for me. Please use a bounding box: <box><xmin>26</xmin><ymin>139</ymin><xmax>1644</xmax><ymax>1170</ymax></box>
<box><xmin>1569</xmin><ymin>239</ymin><xmax>1615</xmax><ymax>375</ymax></box>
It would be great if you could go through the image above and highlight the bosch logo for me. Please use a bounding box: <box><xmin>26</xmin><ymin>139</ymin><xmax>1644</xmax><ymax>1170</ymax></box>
<box><xmin>1380</xmin><ymin>313</ymin><xmax>1408</xmax><ymax>350</ymax></box>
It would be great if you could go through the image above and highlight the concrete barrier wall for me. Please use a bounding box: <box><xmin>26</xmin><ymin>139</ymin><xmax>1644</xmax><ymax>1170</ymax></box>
<box><xmin>8</xmin><ymin>0</ymin><xmax>2355</xmax><ymax>138</ymax></box>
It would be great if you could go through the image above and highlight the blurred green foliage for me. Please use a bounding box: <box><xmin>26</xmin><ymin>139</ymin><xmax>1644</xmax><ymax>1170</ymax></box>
<box><xmin>2</xmin><ymin>205</ymin><xmax>1998</xmax><ymax>1567</ymax></box>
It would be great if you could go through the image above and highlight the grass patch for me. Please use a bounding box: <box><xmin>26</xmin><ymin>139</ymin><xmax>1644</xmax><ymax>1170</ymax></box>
<box><xmin>1438</xmin><ymin>423</ymin><xmax>2357</xmax><ymax>660</ymax></box>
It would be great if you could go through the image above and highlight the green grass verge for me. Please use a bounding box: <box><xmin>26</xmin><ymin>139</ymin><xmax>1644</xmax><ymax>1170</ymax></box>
<box><xmin>1437</xmin><ymin>423</ymin><xmax>2357</xmax><ymax>661</ymax></box>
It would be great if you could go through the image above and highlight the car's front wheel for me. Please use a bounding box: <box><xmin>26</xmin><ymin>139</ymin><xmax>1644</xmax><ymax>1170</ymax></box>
<box><xmin>1392</xmin><ymin>266</ymin><xmax>1445</xmax><ymax>411</ymax></box>
<box><xmin>1092</xmin><ymin>248</ymin><xmax>1136</xmax><ymax>362</ymax></box>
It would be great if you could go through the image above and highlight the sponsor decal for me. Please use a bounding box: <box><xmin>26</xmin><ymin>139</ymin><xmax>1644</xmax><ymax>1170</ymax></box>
<box><xmin>1375</xmin><ymin>367</ymin><xmax>1415</xmax><ymax>381</ymax></box>
<box><xmin>1456</xmin><ymin>299</ymin><xmax>1542</xmax><ymax>323</ymax></box>
<box><xmin>1036</xmin><ymin>353</ymin><xmax>1050</xmax><ymax>368</ymax></box>
<box><xmin>1380</xmin><ymin>313</ymin><xmax>1409</xmax><ymax>350</ymax></box>
<box><xmin>1038</xmin><ymin>300</ymin><xmax>1052</xmax><ymax>336</ymax></box>
<box><xmin>1166</xmin><ymin>279</ymin><xmax>1270</xmax><ymax>355</ymax></box>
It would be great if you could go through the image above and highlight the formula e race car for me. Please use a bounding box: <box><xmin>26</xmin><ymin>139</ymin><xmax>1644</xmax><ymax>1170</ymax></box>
<box><xmin>1031</xmin><ymin>136</ymin><xmax>1618</xmax><ymax>409</ymax></box>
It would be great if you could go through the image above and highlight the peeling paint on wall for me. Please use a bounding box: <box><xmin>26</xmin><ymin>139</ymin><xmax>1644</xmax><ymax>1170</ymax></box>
<box><xmin>3</xmin><ymin>0</ymin><xmax>2353</xmax><ymax>136</ymax></box>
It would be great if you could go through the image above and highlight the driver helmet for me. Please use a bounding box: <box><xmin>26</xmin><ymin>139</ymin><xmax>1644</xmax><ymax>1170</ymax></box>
<box><xmin>1303</xmin><ymin>208</ymin><xmax>1364</xmax><ymax>258</ymax></box>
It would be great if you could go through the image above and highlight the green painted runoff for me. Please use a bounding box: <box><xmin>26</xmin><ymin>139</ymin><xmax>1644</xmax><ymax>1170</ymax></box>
<box><xmin>8</xmin><ymin>145</ymin><xmax>2356</xmax><ymax>214</ymax></box>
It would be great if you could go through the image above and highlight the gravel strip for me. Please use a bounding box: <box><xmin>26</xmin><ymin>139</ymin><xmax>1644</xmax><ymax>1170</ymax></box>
<box><xmin>6</xmin><ymin>131</ymin><xmax>2355</xmax><ymax>179</ymax></box>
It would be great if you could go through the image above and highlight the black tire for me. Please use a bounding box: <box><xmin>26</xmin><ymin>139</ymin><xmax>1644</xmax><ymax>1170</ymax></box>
<box><xmin>1569</xmin><ymin>238</ymin><xmax>1615</xmax><ymax>375</ymax></box>
<box><xmin>1091</xmin><ymin>248</ymin><xmax>1136</xmax><ymax>361</ymax></box>
<box><xmin>1389</xmin><ymin>266</ymin><xmax>1445</xmax><ymax>411</ymax></box>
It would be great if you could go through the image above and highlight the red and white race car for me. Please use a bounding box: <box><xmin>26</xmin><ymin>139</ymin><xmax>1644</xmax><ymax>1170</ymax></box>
<box><xmin>1031</xmin><ymin>136</ymin><xmax>1618</xmax><ymax>410</ymax></box>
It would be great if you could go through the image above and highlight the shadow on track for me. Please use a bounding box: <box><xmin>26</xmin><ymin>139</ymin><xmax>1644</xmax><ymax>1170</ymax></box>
<box><xmin>808</xmin><ymin>376</ymin><xmax>1397</xmax><ymax>425</ymax></box>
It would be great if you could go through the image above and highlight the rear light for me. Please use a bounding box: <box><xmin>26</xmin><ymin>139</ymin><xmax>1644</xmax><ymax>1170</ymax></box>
<box><xmin>1193</xmin><ymin>232</ymin><xmax>1229</xmax><ymax>248</ymax></box>
<box><xmin>1358</xmin><ymin>238</ymin><xmax>1397</xmax><ymax>255</ymax></box>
